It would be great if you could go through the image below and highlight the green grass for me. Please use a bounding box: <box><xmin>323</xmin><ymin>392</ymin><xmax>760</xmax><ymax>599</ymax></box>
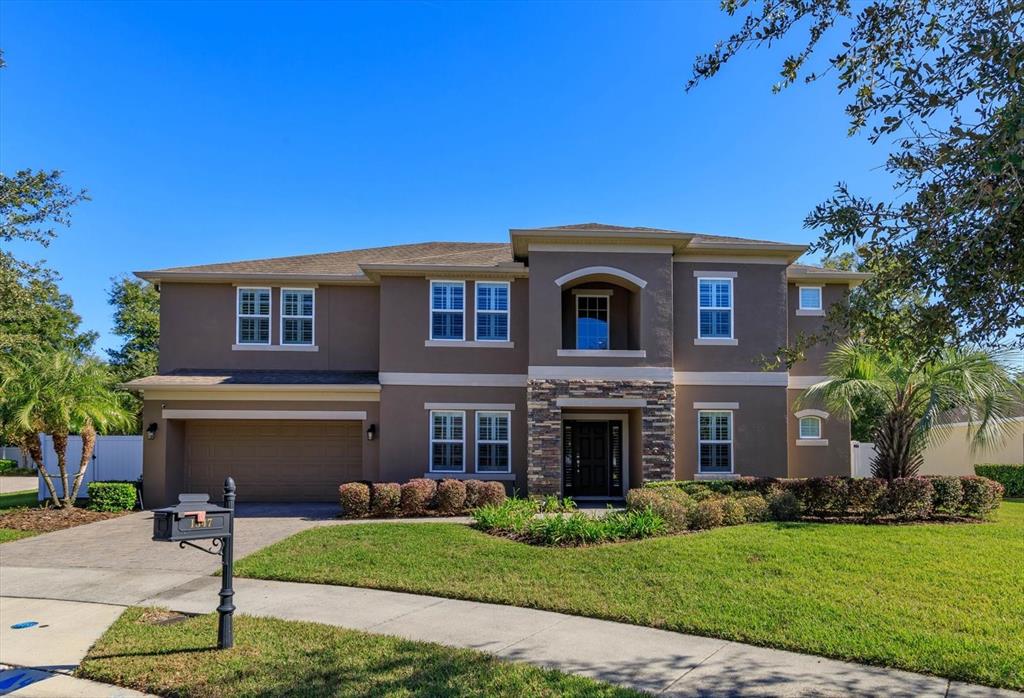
<box><xmin>0</xmin><ymin>528</ymin><xmax>35</xmax><ymax>542</ymax></box>
<box><xmin>78</xmin><ymin>607</ymin><xmax>640</xmax><ymax>698</ymax></box>
<box><xmin>0</xmin><ymin>489</ymin><xmax>38</xmax><ymax>510</ymax></box>
<box><xmin>236</xmin><ymin>500</ymin><xmax>1024</xmax><ymax>690</ymax></box>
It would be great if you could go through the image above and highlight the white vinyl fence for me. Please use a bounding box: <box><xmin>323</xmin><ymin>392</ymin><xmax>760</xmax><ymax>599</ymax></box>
<box><xmin>36</xmin><ymin>434</ymin><xmax>142</xmax><ymax>500</ymax></box>
<box><xmin>850</xmin><ymin>441</ymin><xmax>877</xmax><ymax>478</ymax></box>
<box><xmin>0</xmin><ymin>445</ymin><xmax>30</xmax><ymax>467</ymax></box>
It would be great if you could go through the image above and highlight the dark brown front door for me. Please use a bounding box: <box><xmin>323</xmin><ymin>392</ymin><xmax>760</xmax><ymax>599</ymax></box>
<box><xmin>562</xmin><ymin>420</ymin><xmax>624</xmax><ymax>498</ymax></box>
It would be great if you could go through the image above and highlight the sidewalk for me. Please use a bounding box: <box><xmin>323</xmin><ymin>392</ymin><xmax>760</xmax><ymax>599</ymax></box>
<box><xmin>144</xmin><ymin>576</ymin><xmax>1021</xmax><ymax>697</ymax></box>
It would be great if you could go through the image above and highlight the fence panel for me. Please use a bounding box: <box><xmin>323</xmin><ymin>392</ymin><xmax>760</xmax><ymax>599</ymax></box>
<box><xmin>850</xmin><ymin>441</ymin><xmax>877</xmax><ymax>478</ymax></box>
<box><xmin>37</xmin><ymin>435</ymin><xmax>142</xmax><ymax>500</ymax></box>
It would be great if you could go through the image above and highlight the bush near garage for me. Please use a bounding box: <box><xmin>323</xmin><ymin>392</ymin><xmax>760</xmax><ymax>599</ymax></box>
<box><xmin>338</xmin><ymin>482</ymin><xmax>370</xmax><ymax>518</ymax></box>
<box><xmin>339</xmin><ymin>477</ymin><xmax>506</xmax><ymax>518</ymax></box>
<box><xmin>974</xmin><ymin>464</ymin><xmax>1024</xmax><ymax>498</ymax></box>
<box><xmin>87</xmin><ymin>481</ymin><xmax>138</xmax><ymax>512</ymax></box>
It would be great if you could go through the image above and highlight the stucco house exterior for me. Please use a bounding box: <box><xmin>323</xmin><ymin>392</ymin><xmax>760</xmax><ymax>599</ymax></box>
<box><xmin>126</xmin><ymin>223</ymin><xmax>870</xmax><ymax>507</ymax></box>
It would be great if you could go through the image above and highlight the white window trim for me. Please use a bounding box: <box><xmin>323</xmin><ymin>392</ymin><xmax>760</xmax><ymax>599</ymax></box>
<box><xmin>429</xmin><ymin>410</ymin><xmax>465</xmax><ymax>473</ymax></box>
<box><xmin>798</xmin><ymin>285</ymin><xmax>823</xmax><ymax>311</ymax></box>
<box><xmin>280</xmin><ymin>288</ymin><xmax>315</xmax><ymax>346</ymax></box>
<box><xmin>429</xmin><ymin>280</ymin><xmax>466</xmax><ymax>341</ymax></box>
<box><xmin>575</xmin><ymin>292</ymin><xmax>610</xmax><ymax>350</ymax></box>
<box><xmin>697</xmin><ymin>277</ymin><xmax>734</xmax><ymax>340</ymax></box>
<box><xmin>475</xmin><ymin>410</ymin><xmax>512</xmax><ymax>474</ymax></box>
<box><xmin>474</xmin><ymin>280</ymin><xmax>511</xmax><ymax>342</ymax></box>
<box><xmin>798</xmin><ymin>416</ymin><xmax>823</xmax><ymax>440</ymax></box>
<box><xmin>697</xmin><ymin>409</ymin><xmax>734</xmax><ymax>475</ymax></box>
<box><xmin>236</xmin><ymin>287</ymin><xmax>271</xmax><ymax>345</ymax></box>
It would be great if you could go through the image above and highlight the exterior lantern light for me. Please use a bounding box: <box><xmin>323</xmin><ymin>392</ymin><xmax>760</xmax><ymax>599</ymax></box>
<box><xmin>145</xmin><ymin>423</ymin><xmax>159</xmax><ymax>440</ymax></box>
<box><xmin>366</xmin><ymin>424</ymin><xmax>376</xmax><ymax>441</ymax></box>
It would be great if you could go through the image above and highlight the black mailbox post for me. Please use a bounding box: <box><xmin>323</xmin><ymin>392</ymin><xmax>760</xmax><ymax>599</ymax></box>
<box><xmin>152</xmin><ymin>477</ymin><xmax>236</xmax><ymax>649</ymax></box>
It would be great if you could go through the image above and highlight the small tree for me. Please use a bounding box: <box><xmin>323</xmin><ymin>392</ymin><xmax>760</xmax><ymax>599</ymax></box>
<box><xmin>0</xmin><ymin>349</ymin><xmax>133</xmax><ymax>507</ymax></box>
<box><xmin>800</xmin><ymin>341</ymin><xmax>1020</xmax><ymax>479</ymax></box>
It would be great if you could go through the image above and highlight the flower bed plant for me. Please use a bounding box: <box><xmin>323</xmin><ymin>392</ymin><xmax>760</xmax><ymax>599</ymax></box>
<box><xmin>339</xmin><ymin>478</ymin><xmax>506</xmax><ymax>518</ymax></box>
<box><xmin>472</xmin><ymin>498</ymin><xmax>666</xmax><ymax>546</ymax></box>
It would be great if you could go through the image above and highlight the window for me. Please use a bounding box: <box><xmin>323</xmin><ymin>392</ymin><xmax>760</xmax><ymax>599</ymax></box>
<box><xmin>698</xmin><ymin>410</ymin><xmax>733</xmax><ymax>473</ymax></box>
<box><xmin>576</xmin><ymin>294</ymin><xmax>609</xmax><ymax>350</ymax></box>
<box><xmin>476</xmin><ymin>282</ymin><xmax>509</xmax><ymax>341</ymax></box>
<box><xmin>799</xmin><ymin>416</ymin><xmax>822</xmax><ymax>439</ymax></box>
<box><xmin>430</xmin><ymin>411</ymin><xmax>465</xmax><ymax>472</ymax></box>
<box><xmin>237</xmin><ymin>288</ymin><xmax>270</xmax><ymax>344</ymax></box>
<box><xmin>281</xmin><ymin>289</ymin><xmax>314</xmax><ymax>345</ymax></box>
<box><xmin>698</xmin><ymin>278</ymin><xmax>732</xmax><ymax>339</ymax></box>
<box><xmin>430</xmin><ymin>281</ymin><xmax>465</xmax><ymax>340</ymax></box>
<box><xmin>476</xmin><ymin>411</ymin><xmax>511</xmax><ymax>472</ymax></box>
<box><xmin>799</xmin><ymin>286</ymin><xmax>823</xmax><ymax>311</ymax></box>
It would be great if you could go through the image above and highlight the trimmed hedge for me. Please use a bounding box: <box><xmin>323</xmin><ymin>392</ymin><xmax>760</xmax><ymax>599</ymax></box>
<box><xmin>340</xmin><ymin>477</ymin><xmax>506</xmax><ymax>518</ymax></box>
<box><xmin>975</xmin><ymin>464</ymin><xmax>1024</xmax><ymax>498</ymax></box>
<box><xmin>400</xmin><ymin>478</ymin><xmax>437</xmax><ymax>516</ymax></box>
<box><xmin>370</xmin><ymin>483</ymin><xmax>401</xmax><ymax>517</ymax></box>
<box><xmin>87</xmin><ymin>481</ymin><xmax>137</xmax><ymax>512</ymax></box>
<box><xmin>339</xmin><ymin>482</ymin><xmax>370</xmax><ymax>517</ymax></box>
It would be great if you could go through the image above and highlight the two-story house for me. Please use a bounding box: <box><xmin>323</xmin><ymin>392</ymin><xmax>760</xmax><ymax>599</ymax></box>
<box><xmin>126</xmin><ymin>223</ymin><xmax>869</xmax><ymax>506</ymax></box>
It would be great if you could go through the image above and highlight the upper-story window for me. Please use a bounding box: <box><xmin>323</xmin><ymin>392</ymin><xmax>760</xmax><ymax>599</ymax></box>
<box><xmin>430</xmin><ymin>281</ymin><xmax>465</xmax><ymax>341</ymax></box>
<box><xmin>576</xmin><ymin>294</ymin><xmax>609</xmax><ymax>350</ymax></box>
<box><xmin>281</xmin><ymin>289</ymin><xmax>314</xmax><ymax>345</ymax></box>
<box><xmin>237</xmin><ymin>288</ymin><xmax>270</xmax><ymax>345</ymax></box>
<box><xmin>799</xmin><ymin>416</ymin><xmax>822</xmax><ymax>439</ymax></box>
<box><xmin>698</xmin><ymin>278</ymin><xmax>733</xmax><ymax>339</ymax></box>
<box><xmin>799</xmin><ymin>286</ymin><xmax>823</xmax><ymax>311</ymax></box>
<box><xmin>475</xmin><ymin>282</ymin><xmax>509</xmax><ymax>341</ymax></box>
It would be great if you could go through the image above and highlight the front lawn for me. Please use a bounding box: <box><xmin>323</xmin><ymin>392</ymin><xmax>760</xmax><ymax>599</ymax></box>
<box><xmin>0</xmin><ymin>489</ymin><xmax>38</xmax><ymax>509</ymax></box>
<box><xmin>78</xmin><ymin>607</ymin><xmax>640</xmax><ymax>697</ymax></box>
<box><xmin>236</xmin><ymin>500</ymin><xmax>1024</xmax><ymax>690</ymax></box>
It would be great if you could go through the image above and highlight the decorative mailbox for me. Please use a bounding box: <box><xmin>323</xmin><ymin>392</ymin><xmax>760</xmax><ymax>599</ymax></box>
<box><xmin>153</xmin><ymin>493</ymin><xmax>232</xmax><ymax>542</ymax></box>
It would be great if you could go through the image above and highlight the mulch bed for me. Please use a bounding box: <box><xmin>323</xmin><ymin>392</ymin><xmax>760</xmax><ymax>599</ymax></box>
<box><xmin>0</xmin><ymin>506</ymin><xmax>129</xmax><ymax>533</ymax></box>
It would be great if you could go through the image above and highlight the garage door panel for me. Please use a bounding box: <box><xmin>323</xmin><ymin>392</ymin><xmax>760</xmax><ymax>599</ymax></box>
<box><xmin>185</xmin><ymin>420</ymin><xmax>362</xmax><ymax>502</ymax></box>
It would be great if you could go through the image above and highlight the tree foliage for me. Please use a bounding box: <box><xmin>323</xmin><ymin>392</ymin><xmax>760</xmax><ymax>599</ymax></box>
<box><xmin>1</xmin><ymin>169</ymin><xmax>90</xmax><ymax>247</ymax></box>
<box><xmin>107</xmin><ymin>276</ymin><xmax>160</xmax><ymax>430</ymax></box>
<box><xmin>691</xmin><ymin>0</ymin><xmax>1024</xmax><ymax>351</ymax></box>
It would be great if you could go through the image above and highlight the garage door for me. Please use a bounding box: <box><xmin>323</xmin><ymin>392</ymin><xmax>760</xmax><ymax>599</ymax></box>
<box><xmin>185</xmin><ymin>420</ymin><xmax>362</xmax><ymax>502</ymax></box>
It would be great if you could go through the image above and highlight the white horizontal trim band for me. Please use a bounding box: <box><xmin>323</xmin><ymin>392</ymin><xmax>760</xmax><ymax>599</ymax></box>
<box><xmin>424</xmin><ymin>403</ymin><xmax>515</xmax><ymax>411</ymax></box>
<box><xmin>693</xmin><ymin>270</ymin><xmax>738</xmax><ymax>278</ymax></box>
<box><xmin>424</xmin><ymin>340</ymin><xmax>515</xmax><ymax>349</ymax></box>
<box><xmin>528</xmin><ymin>366</ymin><xmax>673</xmax><ymax>381</ymax></box>
<box><xmin>529</xmin><ymin>243</ymin><xmax>673</xmax><ymax>254</ymax></box>
<box><xmin>380</xmin><ymin>372</ymin><xmax>527</xmax><ymax>387</ymax></box>
<box><xmin>674</xmin><ymin>371</ymin><xmax>787</xmax><ymax>386</ymax></box>
<box><xmin>788</xmin><ymin>375</ymin><xmax>829</xmax><ymax>389</ymax></box>
<box><xmin>693</xmin><ymin>402</ymin><xmax>740</xmax><ymax>410</ymax></box>
<box><xmin>795</xmin><ymin>309</ymin><xmax>825</xmax><ymax>317</ymax></box>
<box><xmin>556</xmin><ymin>398</ymin><xmax>647</xmax><ymax>408</ymax></box>
<box><xmin>162</xmin><ymin>409</ymin><xmax>367</xmax><ymax>420</ymax></box>
<box><xmin>796</xmin><ymin>439</ymin><xmax>830</xmax><ymax>447</ymax></box>
<box><xmin>694</xmin><ymin>338</ymin><xmax>739</xmax><ymax>346</ymax></box>
<box><xmin>231</xmin><ymin>344</ymin><xmax>319</xmax><ymax>352</ymax></box>
<box><xmin>556</xmin><ymin>349</ymin><xmax>647</xmax><ymax>358</ymax></box>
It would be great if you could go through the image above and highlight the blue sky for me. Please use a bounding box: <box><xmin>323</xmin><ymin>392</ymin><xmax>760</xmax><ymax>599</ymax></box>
<box><xmin>1</xmin><ymin>1</ymin><xmax>894</xmax><ymax>354</ymax></box>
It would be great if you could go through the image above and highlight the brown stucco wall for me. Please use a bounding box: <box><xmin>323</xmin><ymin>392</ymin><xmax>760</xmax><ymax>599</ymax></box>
<box><xmin>785</xmin><ymin>390</ymin><xmax>851</xmax><ymax>477</ymax></box>
<box><xmin>378</xmin><ymin>276</ymin><xmax>528</xmax><ymax>374</ymax></box>
<box><xmin>673</xmin><ymin>386</ymin><xmax>788</xmax><ymax>479</ymax></box>
<box><xmin>527</xmin><ymin>251</ymin><xmax>673</xmax><ymax>366</ymax></box>
<box><xmin>672</xmin><ymin>261</ymin><xmax>788</xmax><ymax>372</ymax></box>
<box><xmin>158</xmin><ymin>282</ymin><xmax>380</xmax><ymax>372</ymax></box>
<box><xmin>788</xmin><ymin>283</ymin><xmax>849</xmax><ymax>376</ymax></box>
<box><xmin>378</xmin><ymin>385</ymin><xmax>528</xmax><ymax>489</ymax></box>
<box><xmin>559</xmin><ymin>282</ymin><xmax>637</xmax><ymax>350</ymax></box>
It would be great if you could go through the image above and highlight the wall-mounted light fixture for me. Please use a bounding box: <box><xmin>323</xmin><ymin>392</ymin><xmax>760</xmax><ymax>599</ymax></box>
<box><xmin>146</xmin><ymin>423</ymin><xmax>159</xmax><ymax>440</ymax></box>
<box><xmin>366</xmin><ymin>424</ymin><xmax>376</xmax><ymax>441</ymax></box>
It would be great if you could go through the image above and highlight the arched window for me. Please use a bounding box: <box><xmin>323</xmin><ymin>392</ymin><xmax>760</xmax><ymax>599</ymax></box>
<box><xmin>798</xmin><ymin>416</ymin><xmax>822</xmax><ymax>440</ymax></box>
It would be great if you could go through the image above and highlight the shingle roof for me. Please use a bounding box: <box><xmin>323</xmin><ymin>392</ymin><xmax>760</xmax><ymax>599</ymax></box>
<box><xmin>123</xmin><ymin>369</ymin><xmax>380</xmax><ymax>388</ymax></box>
<box><xmin>533</xmin><ymin>222</ymin><xmax>785</xmax><ymax>246</ymax></box>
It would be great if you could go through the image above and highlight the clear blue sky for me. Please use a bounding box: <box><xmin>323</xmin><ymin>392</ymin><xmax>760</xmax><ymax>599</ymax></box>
<box><xmin>2</xmin><ymin>1</ymin><xmax>894</xmax><ymax>355</ymax></box>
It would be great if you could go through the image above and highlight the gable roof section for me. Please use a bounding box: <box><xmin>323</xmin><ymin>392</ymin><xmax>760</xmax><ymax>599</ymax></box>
<box><xmin>787</xmin><ymin>263</ymin><xmax>872</xmax><ymax>285</ymax></box>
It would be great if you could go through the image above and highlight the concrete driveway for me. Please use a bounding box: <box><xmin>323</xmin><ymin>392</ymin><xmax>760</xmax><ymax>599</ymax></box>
<box><xmin>0</xmin><ymin>503</ymin><xmax>341</xmax><ymax>606</ymax></box>
<box><xmin>0</xmin><ymin>476</ymin><xmax>37</xmax><ymax>494</ymax></box>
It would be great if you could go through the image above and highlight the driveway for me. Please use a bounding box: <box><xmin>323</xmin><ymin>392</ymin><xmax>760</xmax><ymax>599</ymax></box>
<box><xmin>0</xmin><ymin>476</ymin><xmax>37</xmax><ymax>494</ymax></box>
<box><xmin>0</xmin><ymin>503</ymin><xmax>341</xmax><ymax>606</ymax></box>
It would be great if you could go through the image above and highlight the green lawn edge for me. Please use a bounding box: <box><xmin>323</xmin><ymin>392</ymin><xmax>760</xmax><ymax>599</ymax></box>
<box><xmin>0</xmin><ymin>490</ymin><xmax>39</xmax><ymax>510</ymax></box>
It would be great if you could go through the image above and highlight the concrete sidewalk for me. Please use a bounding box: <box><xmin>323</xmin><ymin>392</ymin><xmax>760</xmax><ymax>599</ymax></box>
<box><xmin>144</xmin><ymin>576</ymin><xmax>1020</xmax><ymax>698</ymax></box>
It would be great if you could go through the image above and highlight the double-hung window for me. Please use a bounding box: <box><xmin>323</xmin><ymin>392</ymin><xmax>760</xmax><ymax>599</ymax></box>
<box><xmin>430</xmin><ymin>411</ymin><xmax>465</xmax><ymax>472</ymax></box>
<box><xmin>430</xmin><ymin>281</ymin><xmax>465</xmax><ymax>340</ymax></box>
<box><xmin>799</xmin><ymin>416</ymin><xmax>822</xmax><ymax>439</ymax></box>
<box><xmin>576</xmin><ymin>294</ymin><xmax>610</xmax><ymax>349</ymax></box>
<box><xmin>475</xmin><ymin>282</ymin><xmax>510</xmax><ymax>341</ymax></box>
<box><xmin>237</xmin><ymin>288</ymin><xmax>270</xmax><ymax>345</ymax></box>
<box><xmin>698</xmin><ymin>410</ymin><xmax>733</xmax><ymax>473</ymax></box>
<box><xmin>698</xmin><ymin>278</ymin><xmax>733</xmax><ymax>339</ymax></box>
<box><xmin>281</xmin><ymin>289</ymin><xmax>314</xmax><ymax>345</ymax></box>
<box><xmin>476</xmin><ymin>411</ymin><xmax>511</xmax><ymax>473</ymax></box>
<box><xmin>799</xmin><ymin>286</ymin><xmax>823</xmax><ymax>311</ymax></box>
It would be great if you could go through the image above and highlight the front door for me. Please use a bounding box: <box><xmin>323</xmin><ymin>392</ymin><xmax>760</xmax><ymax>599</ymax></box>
<box><xmin>562</xmin><ymin>420</ymin><xmax>624</xmax><ymax>498</ymax></box>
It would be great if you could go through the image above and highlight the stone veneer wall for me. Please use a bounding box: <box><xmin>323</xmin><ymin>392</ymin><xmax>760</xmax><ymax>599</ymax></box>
<box><xmin>526</xmin><ymin>379</ymin><xmax>676</xmax><ymax>495</ymax></box>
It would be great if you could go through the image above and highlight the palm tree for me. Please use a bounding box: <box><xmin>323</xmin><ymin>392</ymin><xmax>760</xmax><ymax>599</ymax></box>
<box><xmin>800</xmin><ymin>341</ymin><xmax>1020</xmax><ymax>479</ymax></box>
<box><xmin>0</xmin><ymin>349</ymin><xmax>133</xmax><ymax>507</ymax></box>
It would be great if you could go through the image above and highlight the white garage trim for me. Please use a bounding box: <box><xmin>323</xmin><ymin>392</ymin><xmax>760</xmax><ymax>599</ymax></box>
<box><xmin>164</xmin><ymin>409</ymin><xmax>367</xmax><ymax>420</ymax></box>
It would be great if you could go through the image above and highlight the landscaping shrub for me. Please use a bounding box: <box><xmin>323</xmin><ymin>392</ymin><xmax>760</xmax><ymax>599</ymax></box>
<box><xmin>400</xmin><ymin>478</ymin><xmax>437</xmax><ymax>516</ymax></box>
<box><xmin>464</xmin><ymin>480</ymin><xmax>486</xmax><ymax>509</ymax></box>
<box><xmin>736</xmin><ymin>493</ymin><xmax>770</xmax><ymax>522</ymax></box>
<box><xmin>435</xmin><ymin>479</ymin><xmax>468</xmax><ymax>515</ymax></box>
<box><xmin>802</xmin><ymin>477</ymin><xmax>849</xmax><ymax>517</ymax></box>
<box><xmin>961</xmin><ymin>476</ymin><xmax>1004</xmax><ymax>517</ymax></box>
<box><xmin>689</xmin><ymin>498</ymin><xmax>725</xmax><ymax>530</ymax></box>
<box><xmin>525</xmin><ymin>509</ymin><xmax>667</xmax><ymax>546</ymax></box>
<box><xmin>472</xmin><ymin>498</ymin><xmax>538</xmax><ymax>532</ymax></box>
<box><xmin>847</xmin><ymin>478</ymin><xmax>887</xmax><ymax>514</ymax></box>
<box><xmin>339</xmin><ymin>482</ymin><xmax>370</xmax><ymax>518</ymax></box>
<box><xmin>625</xmin><ymin>487</ymin><xmax>691</xmax><ymax>532</ymax></box>
<box><xmin>720</xmin><ymin>497</ymin><xmax>746</xmax><ymax>526</ymax></box>
<box><xmin>87</xmin><ymin>481</ymin><xmax>137</xmax><ymax>512</ymax></box>
<box><xmin>768</xmin><ymin>489</ymin><xmax>800</xmax><ymax>521</ymax></box>
<box><xmin>535</xmin><ymin>494</ymin><xmax>577</xmax><ymax>513</ymax></box>
<box><xmin>927</xmin><ymin>476</ymin><xmax>965</xmax><ymax>515</ymax></box>
<box><xmin>879</xmin><ymin>477</ymin><xmax>934</xmax><ymax>520</ymax></box>
<box><xmin>476</xmin><ymin>481</ymin><xmax>507</xmax><ymax>507</ymax></box>
<box><xmin>974</xmin><ymin>464</ymin><xmax>1024</xmax><ymax>498</ymax></box>
<box><xmin>370</xmin><ymin>483</ymin><xmax>401</xmax><ymax>517</ymax></box>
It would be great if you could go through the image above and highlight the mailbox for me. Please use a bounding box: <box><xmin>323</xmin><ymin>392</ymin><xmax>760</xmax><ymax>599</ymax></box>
<box><xmin>153</xmin><ymin>493</ymin><xmax>232</xmax><ymax>542</ymax></box>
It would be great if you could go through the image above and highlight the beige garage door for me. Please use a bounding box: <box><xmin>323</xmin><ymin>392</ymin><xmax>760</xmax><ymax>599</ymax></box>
<box><xmin>185</xmin><ymin>420</ymin><xmax>362</xmax><ymax>502</ymax></box>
